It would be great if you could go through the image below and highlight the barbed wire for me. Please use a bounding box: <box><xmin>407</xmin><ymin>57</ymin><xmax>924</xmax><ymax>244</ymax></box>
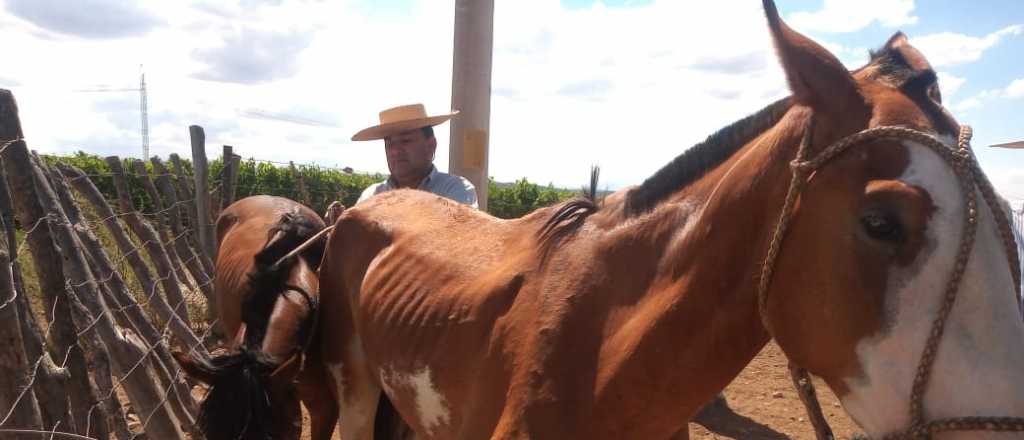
<box><xmin>0</xmin><ymin>137</ymin><xmax>24</xmax><ymax>156</ymax></box>
<box><xmin>0</xmin><ymin>163</ymin><xmax>224</xmax><ymax>439</ymax></box>
<box><xmin>0</xmin><ymin>144</ymin><xmax>374</xmax><ymax>439</ymax></box>
<box><xmin>0</xmin><ymin>428</ymin><xmax>98</xmax><ymax>440</ymax></box>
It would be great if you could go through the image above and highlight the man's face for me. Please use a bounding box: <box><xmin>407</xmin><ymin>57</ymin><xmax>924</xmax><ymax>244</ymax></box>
<box><xmin>384</xmin><ymin>128</ymin><xmax>436</xmax><ymax>186</ymax></box>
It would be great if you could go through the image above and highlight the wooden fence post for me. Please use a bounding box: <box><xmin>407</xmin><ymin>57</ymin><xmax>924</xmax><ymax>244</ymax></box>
<box><xmin>107</xmin><ymin>157</ymin><xmax>193</xmax><ymax>328</ymax></box>
<box><xmin>140</xmin><ymin>158</ymin><xmax>213</xmax><ymax>303</ymax></box>
<box><xmin>0</xmin><ymin>175</ymin><xmax>44</xmax><ymax>438</ymax></box>
<box><xmin>32</xmin><ymin>155</ymin><xmax>133</xmax><ymax>440</ymax></box>
<box><xmin>168</xmin><ymin>154</ymin><xmax>216</xmax><ymax>277</ymax></box>
<box><xmin>168</xmin><ymin>155</ymin><xmax>198</xmax><ymax>237</ymax></box>
<box><xmin>25</xmin><ymin>154</ymin><xmax>184</xmax><ymax>439</ymax></box>
<box><xmin>150</xmin><ymin>158</ymin><xmax>217</xmax><ymax>326</ymax></box>
<box><xmin>45</xmin><ymin>163</ymin><xmax>198</xmax><ymax>427</ymax></box>
<box><xmin>291</xmin><ymin>161</ymin><xmax>311</xmax><ymax>206</ymax></box>
<box><xmin>221</xmin><ymin>145</ymin><xmax>239</xmax><ymax>210</ymax></box>
<box><xmin>131</xmin><ymin>160</ymin><xmax>194</xmax><ymax>291</ymax></box>
<box><xmin>59</xmin><ymin>164</ymin><xmax>206</xmax><ymax>354</ymax></box>
<box><xmin>0</xmin><ymin>89</ymin><xmax>108</xmax><ymax>439</ymax></box>
<box><xmin>0</xmin><ymin>161</ymin><xmax>72</xmax><ymax>433</ymax></box>
<box><xmin>189</xmin><ymin>126</ymin><xmax>216</xmax><ymax>262</ymax></box>
<box><xmin>0</xmin><ymin>162</ymin><xmax>75</xmax><ymax>436</ymax></box>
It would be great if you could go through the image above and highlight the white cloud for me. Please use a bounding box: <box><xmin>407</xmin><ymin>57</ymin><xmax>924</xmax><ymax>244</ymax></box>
<box><xmin>4</xmin><ymin>0</ymin><xmax>163</xmax><ymax>39</ymax></box>
<box><xmin>789</xmin><ymin>0</ymin><xmax>917</xmax><ymax>33</ymax></box>
<box><xmin>1007</xmin><ymin>79</ymin><xmax>1024</xmax><ymax>99</ymax></box>
<box><xmin>983</xmin><ymin>168</ymin><xmax>1024</xmax><ymax>206</ymax></box>
<box><xmin>937</xmin><ymin>72</ymin><xmax>965</xmax><ymax>97</ymax></box>
<box><xmin>0</xmin><ymin>0</ymin><xmax>799</xmax><ymax>188</ymax></box>
<box><xmin>948</xmin><ymin>84</ymin><xmax>1017</xmax><ymax>116</ymax></box>
<box><xmin>952</xmin><ymin>97</ymin><xmax>982</xmax><ymax>113</ymax></box>
<box><xmin>191</xmin><ymin>27</ymin><xmax>314</xmax><ymax>84</ymax></box>
<box><xmin>910</xmin><ymin>25</ymin><xmax>1022</xmax><ymax>68</ymax></box>
<box><xmin>0</xmin><ymin>0</ymin><xmax>1017</xmax><ymax>198</ymax></box>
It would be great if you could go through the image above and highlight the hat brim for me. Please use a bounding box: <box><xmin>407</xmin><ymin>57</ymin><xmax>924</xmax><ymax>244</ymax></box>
<box><xmin>351</xmin><ymin>111</ymin><xmax>459</xmax><ymax>141</ymax></box>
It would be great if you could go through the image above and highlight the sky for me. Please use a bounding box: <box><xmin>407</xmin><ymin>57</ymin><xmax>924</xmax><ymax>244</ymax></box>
<box><xmin>0</xmin><ymin>0</ymin><xmax>1022</xmax><ymax>203</ymax></box>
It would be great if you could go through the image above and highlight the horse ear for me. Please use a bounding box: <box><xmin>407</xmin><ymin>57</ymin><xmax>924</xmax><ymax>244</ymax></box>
<box><xmin>172</xmin><ymin>350</ymin><xmax>217</xmax><ymax>385</ymax></box>
<box><xmin>762</xmin><ymin>0</ymin><xmax>861</xmax><ymax>112</ymax></box>
<box><xmin>883</xmin><ymin>31</ymin><xmax>909</xmax><ymax>50</ymax></box>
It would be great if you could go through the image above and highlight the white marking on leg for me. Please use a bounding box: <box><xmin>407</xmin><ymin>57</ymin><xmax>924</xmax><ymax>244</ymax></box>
<box><xmin>331</xmin><ymin>341</ymin><xmax>379</xmax><ymax>440</ymax></box>
<box><xmin>408</xmin><ymin>367</ymin><xmax>450</xmax><ymax>434</ymax></box>
<box><xmin>326</xmin><ymin>362</ymin><xmax>347</xmax><ymax>428</ymax></box>
<box><xmin>379</xmin><ymin>365</ymin><xmax>451</xmax><ymax>436</ymax></box>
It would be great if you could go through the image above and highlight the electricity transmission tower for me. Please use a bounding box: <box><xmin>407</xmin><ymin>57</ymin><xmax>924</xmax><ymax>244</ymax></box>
<box><xmin>74</xmin><ymin>66</ymin><xmax>150</xmax><ymax>159</ymax></box>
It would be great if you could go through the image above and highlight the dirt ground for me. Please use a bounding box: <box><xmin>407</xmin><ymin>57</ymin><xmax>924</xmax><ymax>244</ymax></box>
<box><xmin>689</xmin><ymin>342</ymin><xmax>861</xmax><ymax>439</ymax></box>
<box><xmin>300</xmin><ymin>341</ymin><xmax>862</xmax><ymax>440</ymax></box>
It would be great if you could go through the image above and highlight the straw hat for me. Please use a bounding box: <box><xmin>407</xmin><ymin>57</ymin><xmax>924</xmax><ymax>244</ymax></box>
<box><xmin>351</xmin><ymin>103</ymin><xmax>459</xmax><ymax>141</ymax></box>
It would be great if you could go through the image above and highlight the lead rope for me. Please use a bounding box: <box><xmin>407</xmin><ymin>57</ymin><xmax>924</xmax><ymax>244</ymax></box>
<box><xmin>759</xmin><ymin>121</ymin><xmax>1024</xmax><ymax>439</ymax></box>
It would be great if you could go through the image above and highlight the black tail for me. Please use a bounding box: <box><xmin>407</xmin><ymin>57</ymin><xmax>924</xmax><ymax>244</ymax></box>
<box><xmin>195</xmin><ymin>207</ymin><xmax>326</xmax><ymax>440</ymax></box>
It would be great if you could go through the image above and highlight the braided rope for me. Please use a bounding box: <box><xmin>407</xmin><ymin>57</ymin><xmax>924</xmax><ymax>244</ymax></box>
<box><xmin>759</xmin><ymin>123</ymin><xmax>1024</xmax><ymax>440</ymax></box>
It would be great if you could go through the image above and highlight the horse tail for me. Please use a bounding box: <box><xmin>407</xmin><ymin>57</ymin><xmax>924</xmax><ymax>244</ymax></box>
<box><xmin>191</xmin><ymin>206</ymin><xmax>327</xmax><ymax>440</ymax></box>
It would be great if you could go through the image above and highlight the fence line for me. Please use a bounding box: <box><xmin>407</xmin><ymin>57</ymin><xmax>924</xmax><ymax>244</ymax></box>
<box><xmin>0</xmin><ymin>89</ymin><xmax>222</xmax><ymax>439</ymax></box>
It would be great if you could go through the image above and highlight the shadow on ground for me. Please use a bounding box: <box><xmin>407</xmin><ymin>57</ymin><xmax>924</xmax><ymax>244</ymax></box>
<box><xmin>692</xmin><ymin>396</ymin><xmax>789</xmax><ymax>440</ymax></box>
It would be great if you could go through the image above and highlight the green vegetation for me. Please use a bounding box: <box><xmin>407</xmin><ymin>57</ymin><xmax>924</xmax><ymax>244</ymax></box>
<box><xmin>40</xmin><ymin>151</ymin><xmax>581</xmax><ymax>219</ymax></box>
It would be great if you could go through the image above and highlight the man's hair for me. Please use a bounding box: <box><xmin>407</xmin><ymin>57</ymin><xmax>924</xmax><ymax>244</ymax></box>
<box><xmin>420</xmin><ymin>125</ymin><xmax>435</xmax><ymax>139</ymax></box>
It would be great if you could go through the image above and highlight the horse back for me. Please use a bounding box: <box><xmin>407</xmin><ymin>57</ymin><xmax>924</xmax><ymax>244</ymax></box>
<box><xmin>319</xmin><ymin>189</ymin><xmax>552</xmax><ymax>437</ymax></box>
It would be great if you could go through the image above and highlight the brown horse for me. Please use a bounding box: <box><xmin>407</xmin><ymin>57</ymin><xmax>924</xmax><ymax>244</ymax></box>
<box><xmin>174</xmin><ymin>195</ymin><xmax>337</xmax><ymax>440</ymax></box>
<box><xmin>317</xmin><ymin>2</ymin><xmax>1024</xmax><ymax>439</ymax></box>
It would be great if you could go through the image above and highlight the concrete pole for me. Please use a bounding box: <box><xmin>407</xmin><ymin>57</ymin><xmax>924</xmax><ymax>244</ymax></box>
<box><xmin>449</xmin><ymin>0</ymin><xmax>495</xmax><ymax>210</ymax></box>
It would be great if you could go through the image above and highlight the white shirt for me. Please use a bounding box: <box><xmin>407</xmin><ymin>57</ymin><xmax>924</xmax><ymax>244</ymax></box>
<box><xmin>357</xmin><ymin>165</ymin><xmax>478</xmax><ymax>208</ymax></box>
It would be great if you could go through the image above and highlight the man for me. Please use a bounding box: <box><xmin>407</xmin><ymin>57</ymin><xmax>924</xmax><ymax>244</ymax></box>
<box><xmin>324</xmin><ymin>103</ymin><xmax>478</xmax><ymax>222</ymax></box>
<box><xmin>353</xmin><ymin>103</ymin><xmax>478</xmax><ymax>207</ymax></box>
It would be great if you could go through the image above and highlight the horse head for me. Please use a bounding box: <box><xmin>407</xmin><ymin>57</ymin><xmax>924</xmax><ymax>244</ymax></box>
<box><xmin>173</xmin><ymin>196</ymin><xmax>327</xmax><ymax>440</ymax></box>
<box><xmin>757</xmin><ymin>1</ymin><xmax>1024</xmax><ymax>437</ymax></box>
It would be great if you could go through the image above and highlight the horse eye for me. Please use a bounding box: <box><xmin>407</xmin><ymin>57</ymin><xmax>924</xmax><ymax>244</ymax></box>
<box><xmin>861</xmin><ymin>213</ymin><xmax>904</xmax><ymax>243</ymax></box>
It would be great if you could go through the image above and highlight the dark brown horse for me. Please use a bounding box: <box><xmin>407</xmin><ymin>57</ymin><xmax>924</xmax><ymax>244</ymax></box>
<box><xmin>174</xmin><ymin>195</ymin><xmax>337</xmax><ymax>440</ymax></box>
<box><xmin>316</xmin><ymin>2</ymin><xmax>1024</xmax><ymax>439</ymax></box>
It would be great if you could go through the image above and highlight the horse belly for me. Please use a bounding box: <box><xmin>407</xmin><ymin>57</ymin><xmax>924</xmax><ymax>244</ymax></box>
<box><xmin>357</xmin><ymin>256</ymin><xmax>514</xmax><ymax>439</ymax></box>
<box><xmin>363</xmin><ymin>316</ymin><xmax>508</xmax><ymax>439</ymax></box>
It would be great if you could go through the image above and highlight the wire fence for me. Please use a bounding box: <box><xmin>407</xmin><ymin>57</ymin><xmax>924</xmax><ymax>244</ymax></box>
<box><xmin>0</xmin><ymin>90</ymin><xmax>229</xmax><ymax>439</ymax></box>
<box><xmin>0</xmin><ymin>97</ymin><xmax>388</xmax><ymax>439</ymax></box>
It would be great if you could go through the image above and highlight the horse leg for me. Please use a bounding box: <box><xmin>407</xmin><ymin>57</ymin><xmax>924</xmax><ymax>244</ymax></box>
<box><xmin>298</xmin><ymin>361</ymin><xmax>339</xmax><ymax>440</ymax></box>
<box><xmin>325</xmin><ymin>337</ymin><xmax>382</xmax><ymax>440</ymax></box>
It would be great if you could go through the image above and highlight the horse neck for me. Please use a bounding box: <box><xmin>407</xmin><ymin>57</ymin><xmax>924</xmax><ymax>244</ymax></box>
<box><xmin>258</xmin><ymin>258</ymin><xmax>317</xmax><ymax>361</ymax></box>
<box><xmin>593</xmin><ymin>109</ymin><xmax>810</xmax><ymax>422</ymax></box>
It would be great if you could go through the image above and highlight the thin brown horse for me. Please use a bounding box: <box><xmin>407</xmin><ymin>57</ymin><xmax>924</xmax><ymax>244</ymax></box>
<box><xmin>174</xmin><ymin>195</ymin><xmax>337</xmax><ymax>440</ymax></box>
<box><xmin>317</xmin><ymin>2</ymin><xmax>1024</xmax><ymax>439</ymax></box>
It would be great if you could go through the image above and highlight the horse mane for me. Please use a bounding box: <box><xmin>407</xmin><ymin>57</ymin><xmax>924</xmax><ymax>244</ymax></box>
<box><xmin>538</xmin><ymin>197</ymin><xmax>599</xmax><ymax>263</ymax></box>
<box><xmin>532</xmin><ymin>99</ymin><xmax>792</xmax><ymax>260</ymax></box>
<box><xmin>624</xmin><ymin>97</ymin><xmax>793</xmax><ymax>215</ymax></box>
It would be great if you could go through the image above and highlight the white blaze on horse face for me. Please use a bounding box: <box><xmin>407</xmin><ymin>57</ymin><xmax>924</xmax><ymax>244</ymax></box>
<box><xmin>840</xmin><ymin>141</ymin><xmax>1024</xmax><ymax>438</ymax></box>
<box><xmin>380</xmin><ymin>365</ymin><xmax>451</xmax><ymax>436</ymax></box>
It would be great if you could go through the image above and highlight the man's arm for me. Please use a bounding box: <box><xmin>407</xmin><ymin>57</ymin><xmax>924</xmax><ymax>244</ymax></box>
<box><xmin>356</xmin><ymin>182</ymin><xmax>383</xmax><ymax>205</ymax></box>
<box><xmin>443</xmin><ymin>176</ymin><xmax>478</xmax><ymax>209</ymax></box>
